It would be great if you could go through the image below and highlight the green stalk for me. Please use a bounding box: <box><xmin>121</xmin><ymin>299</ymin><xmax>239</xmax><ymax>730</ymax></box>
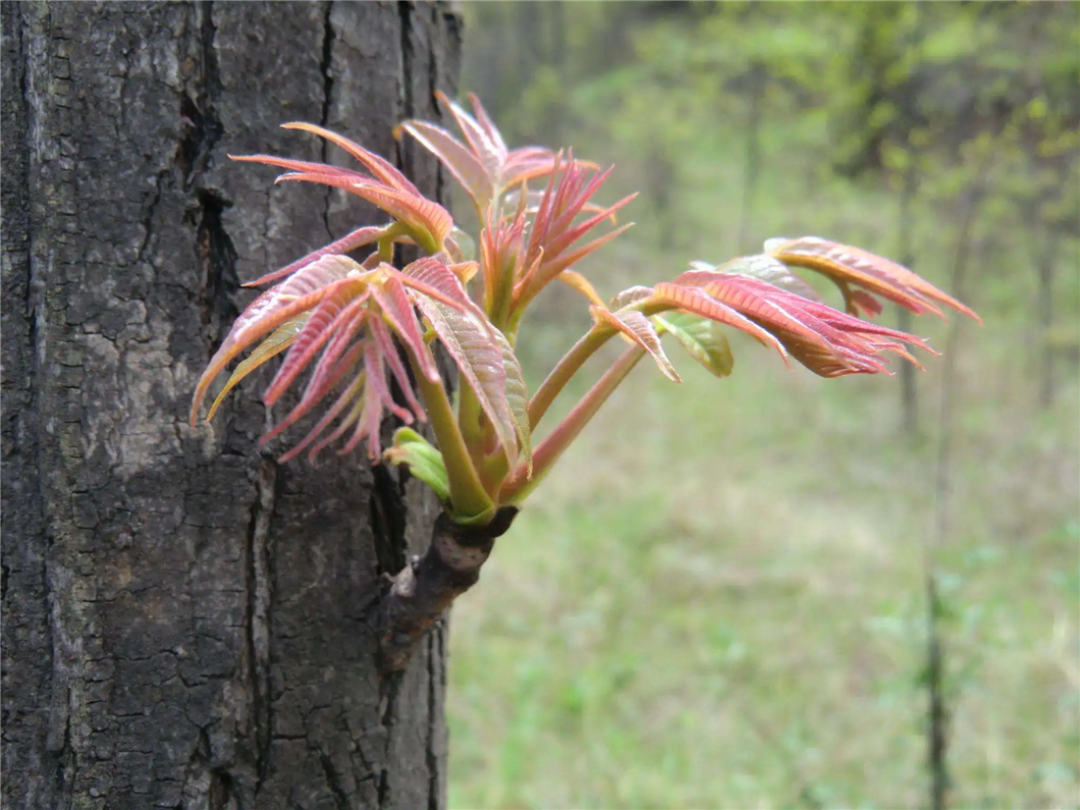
<box><xmin>409</xmin><ymin>354</ymin><xmax>494</xmax><ymax>524</ymax></box>
<box><xmin>528</xmin><ymin>326</ymin><xmax>615</xmax><ymax>430</ymax></box>
<box><xmin>456</xmin><ymin>377</ymin><xmax>500</xmax><ymax>493</ymax></box>
<box><xmin>501</xmin><ymin>345</ymin><xmax>645</xmax><ymax>504</ymax></box>
<box><xmin>376</xmin><ymin>222</ymin><xmax>410</xmax><ymax>263</ymax></box>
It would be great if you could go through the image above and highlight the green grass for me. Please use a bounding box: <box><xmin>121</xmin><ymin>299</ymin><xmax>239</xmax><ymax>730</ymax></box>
<box><xmin>447</xmin><ymin>35</ymin><xmax>1079</xmax><ymax>806</ymax></box>
<box><xmin>448</xmin><ymin>350</ymin><xmax>1078</xmax><ymax>808</ymax></box>
<box><xmin>446</xmin><ymin>237</ymin><xmax>1079</xmax><ymax>807</ymax></box>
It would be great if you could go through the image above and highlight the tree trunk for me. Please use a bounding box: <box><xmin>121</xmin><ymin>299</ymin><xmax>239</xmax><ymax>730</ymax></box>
<box><xmin>1034</xmin><ymin>225</ymin><xmax>1059</xmax><ymax>409</ymax></box>
<box><xmin>897</xmin><ymin>163</ymin><xmax>919</xmax><ymax>436</ymax></box>
<box><xmin>1</xmin><ymin>3</ymin><xmax>461</xmax><ymax>808</ymax></box>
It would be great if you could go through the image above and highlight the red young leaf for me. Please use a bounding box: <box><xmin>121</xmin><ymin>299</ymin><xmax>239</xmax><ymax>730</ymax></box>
<box><xmin>263</xmin><ymin>290</ymin><xmax>369</xmax><ymax>406</ymax></box>
<box><xmin>190</xmin><ymin>255</ymin><xmax>362</xmax><ymax>424</ymax></box>
<box><xmin>274</xmin><ymin>172</ymin><xmax>452</xmax><ymax>252</ymax></box>
<box><xmin>412</xmin><ymin>295</ymin><xmax>519</xmax><ymax>469</ymax></box>
<box><xmin>512</xmin><ymin>158</ymin><xmax>636</xmax><ymax>314</ymax></box>
<box><xmin>278</xmin><ymin>369</ymin><xmax>366</xmax><ymax>464</ymax></box>
<box><xmin>673</xmin><ymin>270</ymin><xmax>936</xmax><ymax>377</ymax></box>
<box><xmin>369</xmin><ymin>272</ymin><xmax>440</xmax><ymax>383</ymax></box>
<box><xmin>650</xmin><ymin>282</ymin><xmax>788</xmax><ymax>358</ymax></box>
<box><xmin>610</xmin><ymin>286</ymin><xmax>656</xmax><ymax>311</ymax></box>
<box><xmin>399</xmin><ymin>256</ymin><xmax>478</xmax><ymax>314</ymax></box>
<box><xmin>398</xmin><ymin>119</ymin><xmax>494</xmax><ymax>207</ymax></box>
<box><xmin>368</xmin><ymin>315</ymin><xmax>426</xmax><ymax>422</ymax></box>
<box><xmin>206</xmin><ymin>315</ymin><xmax>308</xmax><ymax>420</ymax></box>
<box><xmin>306</xmin><ymin>375</ymin><xmax>369</xmax><ymax>460</ymax></box>
<box><xmin>261</xmin><ymin>316</ymin><xmax>368</xmax><ymax>445</ymax></box>
<box><xmin>437</xmin><ymin>92</ymin><xmax>505</xmax><ymax>179</ymax></box>
<box><xmin>765</xmin><ymin>236</ymin><xmax>981</xmax><ymax>323</ymax></box>
<box><xmin>281</xmin><ymin>121</ymin><xmax>420</xmax><ymax>195</ymax></box>
<box><xmin>591</xmin><ymin>307</ymin><xmax>681</xmax><ymax>382</ymax></box>
<box><xmin>242</xmin><ymin>225</ymin><xmax>390</xmax><ymax>288</ymax></box>
<box><xmin>464</xmin><ymin>93</ymin><xmax>509</xmax><ymax>160</ymax></box>
<box><xmin>399</xmin><ymin>91</ymin><xmax>559</xmax><ymax>211</ymax></box>
<box><xmin>694</xmin><ymin>256</ymin><xmax>821</xmax><ymax>303</ymax></box>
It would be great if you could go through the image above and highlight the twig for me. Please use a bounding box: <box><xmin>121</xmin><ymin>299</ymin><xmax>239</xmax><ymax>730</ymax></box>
<box><xmin>378</xmin><ymin>507</ymin><xmax>518</xmax><ymax>673</ymax></box>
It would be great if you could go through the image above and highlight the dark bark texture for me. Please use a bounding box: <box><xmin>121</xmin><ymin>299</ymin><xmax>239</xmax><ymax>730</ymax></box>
<box><xmin>1</xmin><ymin>3</ymin><xmax>462</xmax><ymax>808</ymax></box>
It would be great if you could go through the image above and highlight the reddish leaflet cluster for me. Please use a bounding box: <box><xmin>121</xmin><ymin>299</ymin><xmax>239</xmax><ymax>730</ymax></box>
<box><xmin>191</xmin><ymin>94</ymin><xmax>978</xmax><ymax>527</ymax></box>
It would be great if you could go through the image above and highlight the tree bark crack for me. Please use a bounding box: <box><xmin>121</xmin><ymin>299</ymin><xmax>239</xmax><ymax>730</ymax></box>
<box><xmin>371</xmin><ymin>464</ymin><xmax>408</xmax><ymax>578</ymax></box>
<box><xmin>319</xmin><ymin>751</ymin><xmax>350</xmax><ymax>810</ymax></box>
<box><xmin>319</xmin><ymin>0</ymin><xmax>336</xmax><ymax>242</ymax></box>
<box><xmin>397</xmin><ymin>1</ymin><xmax>414</xmax><ymax>145</ymax></box>
<box><xmin>246</xmin><ymin>457</ymin><xmax>277</xmax><ymax>794</ymax></box>
<box><xmin>377</xmin><ymin>671</ymin><xmax>402</xmax><ymax>810</ymax></box>
<box><xmin>425</xmin><ymin>628</ymin><xmax>442</xmax><ymax>810</ymax></box>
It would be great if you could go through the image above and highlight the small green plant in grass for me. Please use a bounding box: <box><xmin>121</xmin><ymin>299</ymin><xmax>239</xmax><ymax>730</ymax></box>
<box><xmin>189</xmin><ymin>94</ymin><xmax>977</xmax><ymax>670</ymax></box>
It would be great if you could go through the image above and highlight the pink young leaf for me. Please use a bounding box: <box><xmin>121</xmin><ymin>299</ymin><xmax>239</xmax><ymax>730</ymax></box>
<box><xmin>436</xmin><ymin>91</ymin><xmax>506</xmax><ymax>180</ymax></box>
<box><xmin>610</xmin><ymin>286</ymin><xmax>656</xmax><ymax>312</ymax></box>
<box><xmin>691</xmin><ymin>256</ymin><xmax>822</xmax><ymax>302</ymax></box>
<box><xmin>397</xmin><ymin>119</ymin><xmax>493</xmax><ymax>208</ymax></box>
<box><xmin>490</xmin><ymin>326</ymin><xmax>532</xmax><ymax>474</ymax></box>
<box><xmin>412</xmin><ymin>295</ymin><xmax>518</xmax><ymax>469</ymax></box>
<box><xmin>306</xmin><ymin>373</ymin><xmax>369</xmax><ymax>461</ymax></box>
<box><xmin>278</xmin><ymin>369</ymin><xmax>366</xmax><ymax>464</ymax></box>
<box><xmin>368</xmin><ymin>316</ymin><xmax>426</xmax><ymax>422</ymax></box>
<box><xmin>191</xmin><ymin>255</ymin><xmax>362</xmax><ymax>423</ymax></box>
<box><xmin>591</xmin><ymin>307</ymin><xmax>681</xmax><ymax>382</ymax></box>
<box><xmin>262</xmin><ymin>315</ymin><xmax>368</xmax><ymax>444</ymax></box>
<box><xmin>274</xmin><ymin>172</ymin><xmax>453</xmax><ymax>251</ymax></box>
<box><xmin>281</xmin><ymin>121</ymin><xmax>420</xmax><ymax>195</ymax></box>
<box><xmin>264</xmin><ymin>288</ymin><xmax>370</xmax><ymax>406</ymax></box>
<box><xmin>363</xmin><ymin>340</ymin><xmax>414</xmax><ymax>425</ymax></box>
<box><xmin>206</xmin><ymin>315</ymin><xmax>309</xmax><ymax>420</ymax></box>
<box><xmin>465</xmin><ymin>93</ymin><xmax>509</xmax><ymax>160</ymax></box>
<box><xmin>649</xmin><ymin>282</ymin><xmax>788</xmax><ymax>359</ymax></box>
<box><xmin>369</xmin><ymin>275</ymin><xmax>440</xmax><ymax>383</ymax></box>
<box><xmin>242</xmin><ymin>225</ymin><xmax>390</xmax><ymax>288</ymax></box>
<box><xmin>766</xmin><ymin>236</ymin><xmax>981</xmax><ymax>322</ymax></box>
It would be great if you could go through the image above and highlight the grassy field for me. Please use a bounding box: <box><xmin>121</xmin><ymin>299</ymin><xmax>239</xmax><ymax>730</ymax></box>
<box><xmin>446</xmin><ymin>336</ymin><xmax>1077</xmax><ymax>807</ymax></box>
<box><xmin>445</xmin><ymin>15</ymin><xmax>1079</xmax><ymax>805</ymax></box>
<box><xmin>445</xmin><ymin>165</ymin><xmax>1077</xmax><ymax>810</ymax></box>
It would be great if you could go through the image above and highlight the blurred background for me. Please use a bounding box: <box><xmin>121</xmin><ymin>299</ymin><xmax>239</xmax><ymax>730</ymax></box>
<box><xmin>445</xmin><ymin>3</ymin><xmax>1079</xmax><ymax>808</ymax></box>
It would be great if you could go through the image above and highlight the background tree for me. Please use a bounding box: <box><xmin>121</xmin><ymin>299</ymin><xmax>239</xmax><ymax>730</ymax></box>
<box><xmin>1</xmin><ymin>3</ymin><xmax>461</xmax><ymax>807</ymax></box>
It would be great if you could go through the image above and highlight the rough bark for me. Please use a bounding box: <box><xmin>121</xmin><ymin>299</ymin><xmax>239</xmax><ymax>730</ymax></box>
<box><xmin>1</xmin><ymin>2</ymin><xmax>462</xmax><ymax>808</ymax></box>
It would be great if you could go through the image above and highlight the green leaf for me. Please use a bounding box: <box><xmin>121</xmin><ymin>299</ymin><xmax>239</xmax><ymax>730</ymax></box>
<box><xmin>653</xmin><ymin>312</ymin><xmax>735</xmax><ymax>378</ymax></box>
<box><xmin>696</xmin><ymin>256</ymin><xmax>821</xmax><ymax>302</ymax></box>
<box><xmin>384</xmin><ymin>427</ymin><xmax>451</xmax><ymax>504</ymax></box>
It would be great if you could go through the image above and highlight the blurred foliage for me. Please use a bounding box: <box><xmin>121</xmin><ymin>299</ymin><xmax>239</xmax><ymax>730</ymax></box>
<box><xmin>449</xmin><ymin>2</ymin><xmax>1080</xmax><ymax>808</ymax></box>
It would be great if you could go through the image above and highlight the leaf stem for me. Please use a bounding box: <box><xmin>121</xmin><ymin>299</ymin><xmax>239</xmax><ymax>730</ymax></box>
<box><xmin>502</xmin><ymin>345</ymin><xmax>645</xmax><ymax>504</ymax></box>
<box><xmin>409</xmin><ymin>354</ymin><xmax>494</xmax><ymax>523</ymax></box>
<box><xmin>528</xmin><ymin>326</ymin><xmax>614</xmax><ymax>430</ymax></box>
